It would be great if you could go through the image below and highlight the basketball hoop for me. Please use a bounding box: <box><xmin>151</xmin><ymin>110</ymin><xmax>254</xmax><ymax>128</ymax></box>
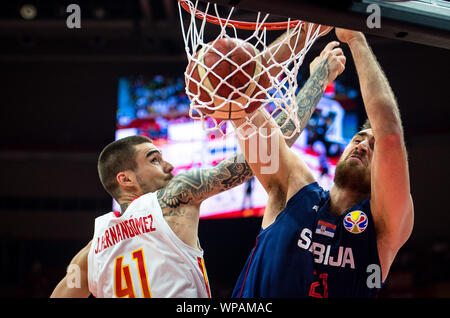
<box><xmin>178</xmin><ymin>0</ymin><xmax>303</xmax><ymax>31</ymax></box>
<box><xmin>178</xmin><ymin>0</ymin><xmax>328</xmax><ymax>139</ymax></box>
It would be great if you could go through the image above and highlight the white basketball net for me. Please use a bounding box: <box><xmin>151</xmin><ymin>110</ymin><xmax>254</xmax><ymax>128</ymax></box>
<box><xmin>178</xmin><ymin>0</ymin><xmax>326</xmax><ymax>140</ymax></box>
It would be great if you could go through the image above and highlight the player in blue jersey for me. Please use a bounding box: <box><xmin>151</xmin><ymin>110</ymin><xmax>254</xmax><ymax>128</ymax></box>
<box><xmin>231</xmin><ymin>28</ymin><xmax>414</xmax><ymax>297</ymax></box>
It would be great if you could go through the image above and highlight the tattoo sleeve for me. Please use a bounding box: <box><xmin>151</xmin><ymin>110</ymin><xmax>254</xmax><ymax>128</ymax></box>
<box><xmin>276</xmin><ymin>59</ymin><xmax>330</xmax><ymax>147</ymax></box>
<box><xmin>158</xmin><ymin>59</ymin><xmax>330</xmax><ymax>208</ymax></box>
<box><xmin>157</xmin><ymin>152</ymin><xmax>253</xmax><ymax>209</ymax></box>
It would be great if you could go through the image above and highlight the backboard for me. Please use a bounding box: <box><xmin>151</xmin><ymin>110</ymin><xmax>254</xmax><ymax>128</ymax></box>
<box><xmin>204</xmin><ymin>0</ymin><xmax>450</xmax><ymax>49</ymax></box>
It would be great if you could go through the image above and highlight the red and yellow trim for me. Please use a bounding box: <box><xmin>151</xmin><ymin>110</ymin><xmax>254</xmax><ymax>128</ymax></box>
<box><xmin>197</xmin><ymin>257</ymin><xmax>211</xmax><ymax>298</ymax></box>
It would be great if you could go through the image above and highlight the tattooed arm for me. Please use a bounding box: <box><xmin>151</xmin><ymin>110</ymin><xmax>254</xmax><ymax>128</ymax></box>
<box><xmin>157</xmin><ymin>152</ymin><xmax>252</xmax><ymax>208</ymax></box>
<box><xmin>156</xmin><ymin>152</ymin><xmax>252</xmax><ymax>248</ymax></box>
<box><xmin>232</xmin><ymin>42</ymin><xmax>346</xmax><ymax>228</ymax></box>
<box><xmin>264</xmin><ymin>23</ymin><xmax>332</xmax><ymax>78</ymax></box>
<box><xmin>157</xmin><ymin>41</ymin><xmax>345</xmax><ymax>210</ymax></box>
<box><xmin>155</xmin><ymin>41</ymin><xmax>345</xmax><ymax>248</ymax></box>
<box><xmin>278</xmin><ymin>41</ymin><xmax>344</xmax><ymax>147</ymax></box>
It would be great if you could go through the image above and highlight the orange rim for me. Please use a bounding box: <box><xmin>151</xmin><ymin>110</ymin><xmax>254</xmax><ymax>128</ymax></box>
<box><xmin>178</xmin><ymin>0</ymin><xmax>303</xmax><ymax>30</ymax></box>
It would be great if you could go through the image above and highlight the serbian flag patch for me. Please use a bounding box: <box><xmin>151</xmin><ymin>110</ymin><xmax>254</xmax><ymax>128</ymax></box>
<box><xmin>315</xmin><ymin>220</ymin><xmax>336</xmax><ymax>238</ymax></box>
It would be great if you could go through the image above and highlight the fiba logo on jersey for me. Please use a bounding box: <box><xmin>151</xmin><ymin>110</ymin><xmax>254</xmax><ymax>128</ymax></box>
<box><xmin>343</xmin><ymin>211</ymin><xmax>368</xmax><ymax>234</ymax></box>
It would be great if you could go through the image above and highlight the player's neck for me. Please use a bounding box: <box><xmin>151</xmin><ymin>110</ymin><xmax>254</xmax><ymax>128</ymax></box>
<box><xmin>117</xmin><ymin>191</ymin><xmax>142</xmax><ymax>214</ymax></box>
<box><xmin>119</xmin><ymin>202</ymin><xmax>129</xmax><ymax>215</ymax></box>
<box><xmin>329</xmin><ymin>185</ymin><xmax>368</xmax><ymax>216</ymax></box>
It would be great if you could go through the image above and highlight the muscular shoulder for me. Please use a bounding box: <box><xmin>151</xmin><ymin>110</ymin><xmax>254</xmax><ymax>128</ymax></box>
<box><xmin>73</xmin><ymin>241</ymin><xmax>92</xmax><ymax>271</ymax></box>
<box><xmin>156</xmin><ymin>172</ymin><xmax>196</xmax><ymax>211</ymax></box>
<box><xmin>156</xmin><ymin>172</ymin><xmax>204</xmax><ymax>248</ymax></box>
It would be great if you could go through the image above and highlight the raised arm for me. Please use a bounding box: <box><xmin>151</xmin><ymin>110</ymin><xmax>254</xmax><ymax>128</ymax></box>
<box><xmin>156</xmin><ymin>39</ymin><xmax>346</xmax><ymax>242</ymax></box>
<box><xmin>233</xmin><ymin>105</ymin><xmax>316</xmax><ymax>229</ymax></box>
<box><xmin>336</xmin><ymin>29</ymin><xmax>413</xmax><ymax>277</ymax></box>
<box><xmin>158</xmin><ymin>41</ymin><xmax>346</xmax><ymax>231</ymax></box>
<box><xmin>264</xmin><ymin>23</ymin><xmax>332</xmax><ymax>78</ymax></box>
<box><xmin>277</xmin><ymin>41</ymin><xmax>346</xmax><ymax>147</ymax></box>
<box><xmin>233</xmin><ymin>41</ymin><xmax>346</xmax><ymax>227</ymax></box>
<box><xmin>158</xmin><ymin>26</ymin><xmax>336</xmax><ymax>211</ymax></box>
<box><xmin>158</xmin><ymin>40</ymin><xmax>345</xmax><ymax>206</ymax></box>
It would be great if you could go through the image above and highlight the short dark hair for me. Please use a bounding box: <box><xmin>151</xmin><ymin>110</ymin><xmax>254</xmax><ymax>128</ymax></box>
<box><xmin>97</xmin><ymin>135</ymin><xmax>152</xmax><ymax>199</ymax></box>
<box><xmin>360</xmin><ymin>118</ymin><xmax>371</xmax><ymax>131</ymax></box>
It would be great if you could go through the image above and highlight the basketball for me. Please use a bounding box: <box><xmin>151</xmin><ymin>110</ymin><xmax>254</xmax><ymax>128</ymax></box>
<box><xmin>185</xmin><ymin>38</ymin><xmax>271</xmax><ymax>120</ymax></box>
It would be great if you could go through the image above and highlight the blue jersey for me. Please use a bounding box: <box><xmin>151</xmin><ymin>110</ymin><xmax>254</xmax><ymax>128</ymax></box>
<box><xmin>232</xmin><ymin>182</ymin><xmax>382</xmax><ymax>298</ymax></box>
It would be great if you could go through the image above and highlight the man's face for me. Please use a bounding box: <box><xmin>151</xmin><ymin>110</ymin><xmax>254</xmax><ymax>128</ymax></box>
<box><xmin>132</xmin><ymin>142</ymin><xmax>174</xmax><ymax>194</ymax></box>
<box><xmin>334</xmin><ymin>129</ymin><xmax>374</xmax><ymax>194</ymax></box>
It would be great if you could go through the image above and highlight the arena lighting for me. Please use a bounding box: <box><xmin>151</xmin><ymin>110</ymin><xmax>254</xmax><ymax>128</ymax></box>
<box><xmin>92</xmin><ymin>7</ymin><xmax>106</xmax><ymax>19</ymax></box>
<box><xmin>19</xmin><ymin>4</ymin><xmax>37</xmax><ymax>20</ymax></box>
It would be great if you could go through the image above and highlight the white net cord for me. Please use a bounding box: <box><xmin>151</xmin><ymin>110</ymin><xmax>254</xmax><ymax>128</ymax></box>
<box><xmin>178</xmin><ymin>0</ymin><xmax>327</xmax><ymax>140</ymax></box>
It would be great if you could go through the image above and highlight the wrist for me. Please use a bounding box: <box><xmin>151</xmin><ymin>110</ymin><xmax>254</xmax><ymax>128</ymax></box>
<box><xmin>310</xmin><ymin>61</ymin><xmax>331</xmax><ymax>90</ymax></box>
<box><xmin>347</xmin><ymin>33</ymin><xmax>367</xmax><ymax>49</ymax></box>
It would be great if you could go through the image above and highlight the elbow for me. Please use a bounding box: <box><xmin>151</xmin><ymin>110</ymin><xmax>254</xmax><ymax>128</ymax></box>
<box><xmin>403</xmin><ymin>196</ymin><xmax>414</xmax><ymax>242</ymax></box>
<box><xmin>395</xmin><ymin>196</ymin><xmax>415</xmax><ymax>248</ymax></box>
<box><xmin>376</xmin><ymin>129</ymin><xmax>405</xmax><ymax>150</ymax></box>
<box><xmin>368</xmin><ymin>99</ymin><xmax>404</xmax><ymax>137</ymax></box>
<box><xmin>400</xmin><ymin>211</ymin><xmax>414</xmax><ymax>247</ymax></box>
